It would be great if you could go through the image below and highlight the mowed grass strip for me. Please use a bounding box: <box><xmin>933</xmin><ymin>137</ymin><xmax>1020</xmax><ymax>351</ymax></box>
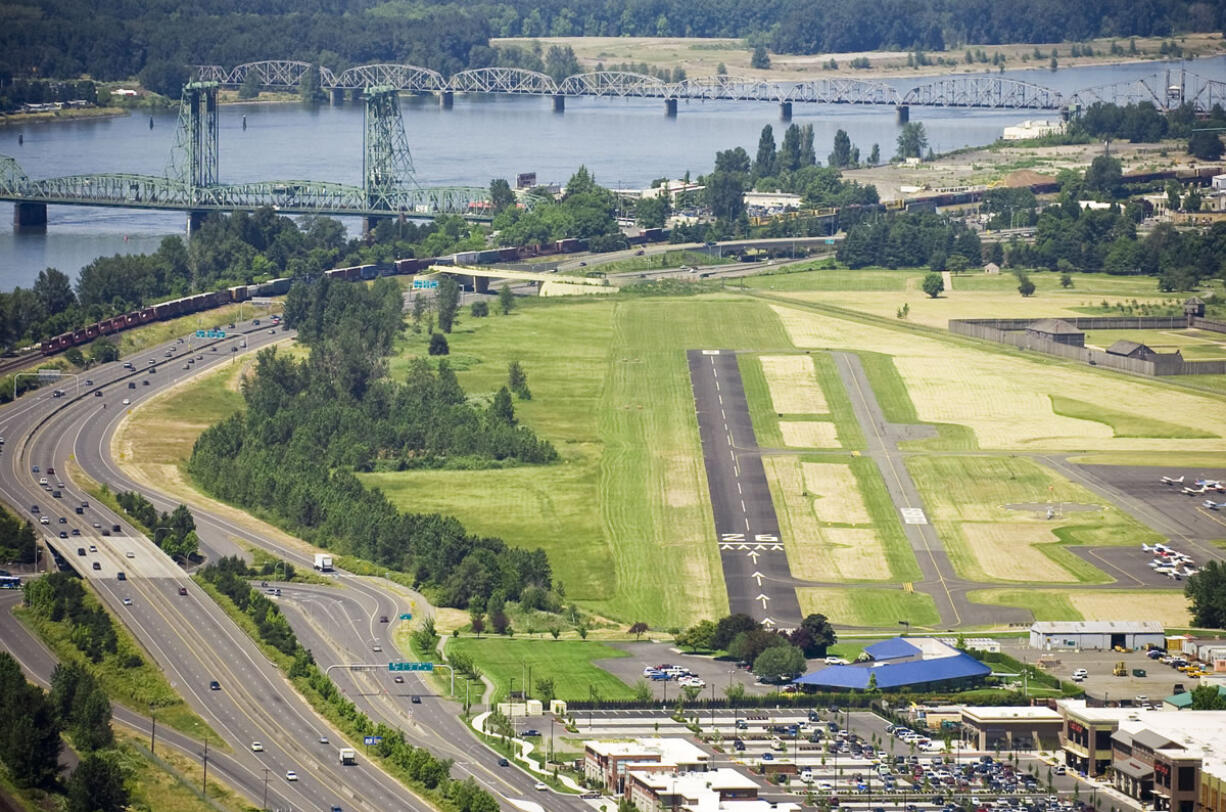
<box><xmin>812</xmin><ymin>351</ymin><xmax>865</xmax><ymax>449</ymax></box>
<box><xmin>967</xmin><ymin>589</ymin><xmax>1191</xmax><ymax>625</ymax></box>
<box><xmin>1050</xmin><ymin>395</ymin><xmax>1217</xmax><ymax>439</ymax></box>
<box><xmin>847</xmin><ymin>456</ymin><xmax>922</xmax><ymax>582</ymax></box>
<box><xmin>796</xmin><ymin>587</ymin><xmax>940</xmax><ymax>628</ymax></box>
<box><xmin>446</xmin><ymin>637</ymin><xmax>634</xmax><ymax>702</ymax></box>
<box><xmin>856</xmin><ymin>351</ymin><xmax>918</xmax><ymax>422</ymax></box>
<box><xmin>739</xmin><ymin>354</ymin><xmax>783</xmax><ymax>448</ymax></box>
<box><xmin>742</xmin><ymin>268</ymin><xmax>912</xmax><ymax>292</ymax></box>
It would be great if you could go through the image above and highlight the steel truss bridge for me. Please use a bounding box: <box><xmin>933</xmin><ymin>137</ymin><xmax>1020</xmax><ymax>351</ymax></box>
<box><xmin>194</xmin><ymin>61</ymin><xmax>1226</xmax><ymax>113</ymax></box>
<box><xmin>0</xmin><ymin>82</ymin><xmax>489</xmax><ymax>229</ymax></box>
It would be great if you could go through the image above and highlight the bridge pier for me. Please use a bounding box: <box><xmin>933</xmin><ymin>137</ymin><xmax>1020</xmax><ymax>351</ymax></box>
<box><xmin>438</xmin><ymin>91</ymin><xmax>453</xmax><ymax>109</ymax></box>
<box><xmin>665</xmin><ymin>98</ymin><xmax>678</xmax><ymax>117</ymax></box>
<box><xmin>362</xmin><ymin>215</ymin><xmax>386</xmax><ymax>236</ymax></box>
<box><xmin>13</xmin><ymin>201</ymin><xmax>47</xmax><ymax>230</ymax></box>
<box><xmin>896</xmin><ymin>104</ymin><xmax>910</xmax><ymax>124</ymax></box>
<box><xmin>186</xmin><ymin>210</ymin><xmax>208</xmax><ymax>237</ymax></box>
<box><xmin>330</xmin><ymin>88</ymin><xmax>345</xmax><ymax>106</ymax></box>
<box><xmin>780</xmin><ymin>101</ymin><xmax>792</xmax><ymax>121</ymax></box>
<box><xmin>474</xmin><ymin>275</ymin><xmax>490</xmax><ymax>294</ymax></box>
<box><xmin>552</xmin><ymin>94</ymin><xmax>565</xmax><ymax>113</ymax></box>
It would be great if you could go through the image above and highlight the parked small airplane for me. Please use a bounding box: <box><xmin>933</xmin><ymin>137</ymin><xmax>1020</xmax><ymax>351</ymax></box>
<box><xmin>1195</xmin><ymin>479</ymin><xmax>1224</xmax><ymax>491</ymax></box>
<box><xmin>1182</xmin><ymin>485</ymin><xmax>1208</xmax><ymax>495</ymax></box>
<box><xmin>1161</xmin><ymin>475</ymin><xmax>1185</xmax><ymax>485</ymax></box>
<box><xmin>1204</xmin><ymin>499</ymin><xmax>1226</xmax><ymax>511</ymax></box>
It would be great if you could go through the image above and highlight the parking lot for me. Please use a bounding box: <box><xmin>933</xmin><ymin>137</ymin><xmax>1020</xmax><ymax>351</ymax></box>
<box><xmin>998</xmin><ymin>640</ymin><xmax>1188</xmax><ymax>705</ymax></box>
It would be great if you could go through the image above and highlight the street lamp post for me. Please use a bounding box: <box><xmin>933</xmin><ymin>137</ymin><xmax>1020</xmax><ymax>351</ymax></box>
<box><xmin>898</xmin><ymin>620</ymin><xmax>910</xmax><ymax>636</ymax></box>
<box><xmin>149</xmin><ymin>705</ymin><xmax>157</xmax><ymax>756</ymax></box>
<box><xmin>262</xmin><ymin>768</ymin><xmax>269</xmax><ymax>810</ymax></box>
<box><xmin>201</xmin><ymin>734</ymin><xmax>209</xmax><ymax>796</ymax></box>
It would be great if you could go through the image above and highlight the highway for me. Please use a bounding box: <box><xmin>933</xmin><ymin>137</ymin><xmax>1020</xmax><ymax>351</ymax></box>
<box><xmin>0</xmin><ymin>323</ymin><xmax>440</xmax><ymax>812</ymax></box>
<box><xmin>0</xmin><ymin>320</ymin><xmax>585</xmax><ymax>812</ymax></box>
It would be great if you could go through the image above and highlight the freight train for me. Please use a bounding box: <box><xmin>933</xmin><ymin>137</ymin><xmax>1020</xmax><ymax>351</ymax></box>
<box><xmin>38</xmin><ymin>236</ymin><xmax>633</xmax><ymax>356</ymax></box>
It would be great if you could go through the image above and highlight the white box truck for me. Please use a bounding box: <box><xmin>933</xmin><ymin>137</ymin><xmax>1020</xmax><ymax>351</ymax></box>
<box><xmin>339</xmin><ymin>747</ymin><xmax>356</xmax><ymax>765</ymax></box>
<box><xmin>314</xmin><ymin>553</ymin><xmax>333</xmax><ymax>571</ymax></box>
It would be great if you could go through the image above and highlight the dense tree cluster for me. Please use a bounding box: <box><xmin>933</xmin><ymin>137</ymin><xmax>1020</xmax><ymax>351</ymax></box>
<box><xmin>677</xmin><ymin>612</ymin><xmax>835</xmax><ymax>683</ymax></box>
<box><xmin>201</xmin><ymin>557</ymin><xmax>301</xmax><ymax>655</ymax></box>
<box><xmin>493</xmin><ymin>167</ymin><xmax>626</xmax><ymax>251</ymax></box>
<box><xmin>1</xmin><ymin>1</ymin><xmax>491</xmax><ymax>84</ymax></box>
<box><xmin>1186</xmin><ymin>560</ymin><xmax>1226</xmax><ymax>629</ymax></box>
<box><xmin>114</xmin><ymin>493</ymin><xmax>200</xmax><ymax>561</ymax></box>
<box><xmin>0</xmin><ymin>79</ymin><xmax>99</xmax><ymax>112</ymax></box>
<box><xmin>24</xmin><ymin>573</ymin><xmax>118</xmax><ymax>662</ymax></box>
<box><xmin>0</xmin><ymin>507</ymin><xmax>37</xmax><ymax>565</ymax></box>
<box><xmin>191</xmin><ymin>278</ymin><xmax>554</xmax><ymax>609</ymax></box>
<box><xmin>0</xmin><ymin>652</ymin><xmax>63</xmax><ymax>789</ymax></box>
<box><xmin>838</xmin><ymin>211</ymin><xmax>982</xmax><ymax>270</ymax></box>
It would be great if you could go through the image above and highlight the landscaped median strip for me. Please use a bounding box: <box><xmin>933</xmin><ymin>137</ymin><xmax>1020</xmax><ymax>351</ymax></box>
<box><xmin>470</xmin><ymin>711</ymin><xmax>585</xmax><ymax>795</ymax></box>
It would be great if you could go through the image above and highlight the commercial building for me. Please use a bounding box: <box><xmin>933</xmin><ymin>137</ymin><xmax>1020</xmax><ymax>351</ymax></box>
<box><xmin>1029</xmin><ymin>621</ymin><xmax>1165</xmax><ymax>651</ymax></box>
<box><xmin>793</xmin><ymin>637</ymin><xmax>990</xmax><ymax>692</ymax></box>
<box><xmin>960</xmin><ymin>706</ymin><xmax>1064</xmax><ymax>751</ymax></box>
<box><xmin>1057</xmin><ymin>699</ymin><xmax>1133</xmax><ymax>776</ymax></box>
<box><xmin>1108</xmin><ymin>710</ymin><xmax>1226</xmax><ymax>812</ymax></box>
<box><xmin>624</xmin><ymin>768</ymin><xmax>798</xmax><ymax>812</ymax></box>
<box><xmin>1002</xmin><ymin>119</ymin><xmax>1065</xmax><ymax>140</ymax></box>
<box><xmin>584</xmin><ymin>738</ymin><xmax>710</xmax><ymax>793</ymax></box>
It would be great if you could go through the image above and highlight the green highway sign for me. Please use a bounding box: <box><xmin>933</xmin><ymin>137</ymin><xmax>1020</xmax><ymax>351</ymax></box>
<box><xmin>195</xmin><ymin>329</ymin><xmax>227</xmax><ymax>339</ymax></box>
<box><xmin>398</xmin><ymin>613</ymin><xmax>412</xmax><ymax>620</ymax></box>
<box><xmin>389</xmin><ymin>661</ymin><xmax>433</xmax><ymax>672</ymax></box>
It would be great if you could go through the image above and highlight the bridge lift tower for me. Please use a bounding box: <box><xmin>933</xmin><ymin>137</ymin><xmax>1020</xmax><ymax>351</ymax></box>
<box><xmin>362</xmin><ymin>85</ymin><xmax>419</xmax><ymax>233</ymax></box>
<box><xmin>168</xmin><ymin>82</ymin><xmax>220</xmax><ymax>233</ymax></box>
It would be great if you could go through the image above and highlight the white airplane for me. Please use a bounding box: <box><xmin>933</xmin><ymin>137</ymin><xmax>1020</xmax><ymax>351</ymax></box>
<box><xmin>1204</xmin><ymin>499</ymin><xmax>1226</xmax><ymax>511</ymax></box>
<box><xmin>1141</xmin><ymin>543</ymin><xmax>1169</xmax><ymax>553</ymax></box>
<box><xmin>1161</xmin><ymin>475</ymin><xmax>1184</xmax><ymax>485</ymax></box>
<box><xmin>1182</xmin><ymin>485</ymin><xmax>1208</xmax><ymax>495</ymax></box>
<box><xmin>1167</xmin><ymin>570</ymin><xmax>1184</xmax><ymax>581</ymax></box>
<box><xmin>1154</xmin><ymin>565</ymin><xmax>1174</xmax><ymax>574</ymax></box>
<box><xmin>1196</xmin><ymin>479</ymin><xmax>1225</xmax><ymax>492</ymax></box>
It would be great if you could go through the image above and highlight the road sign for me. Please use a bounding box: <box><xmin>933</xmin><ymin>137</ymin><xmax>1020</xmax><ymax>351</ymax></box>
<box><xmin>412</xmin><ymin>279</ymin><xmax>439</xmax><ymax>290</ymax></box>
<box><xmin>364</xmin><ymin>736</ymin><xmax>383</xmax><ymax>746</ymax></box>
<box><xmin>37</xmin><ymin>369</ymin><xmax>62</xmax><ymax>378</ymax></box>
<box><xmin>388</xmin><ymin>661</ymin><xmax>433</xmax><ymax>672</ymax></box>
<box><xmin>195</xmin><ymin>329</ymin><xmax>226</xmax><ymax>339</ymax></box>
<box><xmin>398</xmin><ymin>613</ymin><xmax>412</xmax><ymax>620</ymax></box>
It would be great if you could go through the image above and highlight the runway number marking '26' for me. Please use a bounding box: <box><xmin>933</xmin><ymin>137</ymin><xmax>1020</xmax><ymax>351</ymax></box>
<box><xmin>720</xmin><ymin>533</ymin><xmax>778</xmax><ymax>542</ymax></box>
<box><xmin>719</xmin><ymin>533</ymin><xmax>784</xmax><ymax>552</ymax></box>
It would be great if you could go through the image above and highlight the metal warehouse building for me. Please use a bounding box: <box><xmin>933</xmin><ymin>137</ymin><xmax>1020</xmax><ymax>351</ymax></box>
<box><xmin>1028</xmin><ymin>621</ymin><xmax>1165</xmax><ymax>651</ymax></box>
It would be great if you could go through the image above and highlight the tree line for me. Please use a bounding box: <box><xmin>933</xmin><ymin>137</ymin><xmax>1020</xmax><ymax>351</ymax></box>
<box><xmin>189</xmin><ymin>277</ymin><xmax>555</xmax><ymax>610</ymax></box>
<box><xmin>675</xmin><ymin>612</ymin><xmax>836</xmax><ymax>684</ymax></box>
<box><xmin>0</xmin><ymin>507</ymin><xmax>37</xmax><ymax>565</ymax></box>
<box><xmin>113</xmin><ymin>492</ymin><xmax>200</xmax><ymax>562</ymax></box>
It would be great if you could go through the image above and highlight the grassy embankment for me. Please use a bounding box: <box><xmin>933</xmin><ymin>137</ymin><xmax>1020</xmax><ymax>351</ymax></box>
<box><xmin>369</xmin><ymin>294</ymin><xmax>793</xmax><ymax>627</ymax></box>
<box><xmin>967</xmin><ymin>589</ymin><xmax>1191</xmax><ymax>626</ymax></box>
<box><xmin>445</xmin><ymin>637</ymin><xmax>635</xmax><ymax>703</ymax></box>
<box><xmin>13</xmin><ymin>591</ymin><xmax>217</xmax><ymax>740</ymax></box>
<box><xmin>794</xmin><ymin>588</ymin><xmax>941</xmax><ymax>628</ymax></box>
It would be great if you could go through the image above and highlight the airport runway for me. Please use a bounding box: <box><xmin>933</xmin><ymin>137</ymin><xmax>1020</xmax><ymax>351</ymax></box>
<box><xmin>688</xmin><ymin>349</ymin><xmax>803</xmax><ymax>628</ymax></box>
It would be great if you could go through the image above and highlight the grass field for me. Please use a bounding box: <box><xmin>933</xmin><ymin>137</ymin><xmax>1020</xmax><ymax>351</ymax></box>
<box><xmin>590</xmin><ymin>250</ymin><xmax>733</xmax><ymax>274</ymax></box>
<box><xmin>765</xmin><ymin>455</ymin><xmax>920</xmax><ymax>583</ymax></box>
<box><xmin>370</xmin><ymin>295</ymin><xmax>793</xmax><ymax>626</ymax></box>
<box><xmin>856</xmin><ymin>350</ymin><xmax>978</xmax><ymax>451</ymax></box>
<box><xmin>446</xmin><ymin>637</ymin><xmax>634</xmax><ymax>702</ymax></box>
<box><xmin>907</xmin><ymin>456</ymin><xmax>1162</xmax><ymax>584</ymax></box>
<box><xmin>740</xmin><ymin>353</ymin><xmax>784</xmax><ymax>448</ymax></box>
<box><xmin>772</xmin><ymin>303</ymin><xmax>1226</xmax><ymax>452</ymax></box>
<box><xmin>967</xmin><ymin>589</ymin><xmax>1191</xmax><ymax>625</ymax></box>
<box><xmin>1051</xmin><ymin>395</ymin><xmax>1217</xmax><ymax>439</ymax></box>
<box><xmin>796</xmin><ymin>587</ymin><xmax>941</xmax><ymax>628</ymax></box>
<box><xmin>743</xmin><ymin>268</ymin><xmax>913</xmax><ymax>292</ymax></box>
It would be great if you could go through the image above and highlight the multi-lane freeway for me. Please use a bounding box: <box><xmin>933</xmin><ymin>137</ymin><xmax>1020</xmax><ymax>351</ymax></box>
<box><xmin>0</xmin><ymin>322</ymin><xmax>578</xmax><ymax>811</ymax></box>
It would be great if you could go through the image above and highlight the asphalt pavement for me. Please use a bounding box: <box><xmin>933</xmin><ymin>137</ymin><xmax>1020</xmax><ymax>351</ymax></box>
<box><xmin>689</xmin><ymin>349</ymin><xmax>802</xmax><ymax>628</ymax></box>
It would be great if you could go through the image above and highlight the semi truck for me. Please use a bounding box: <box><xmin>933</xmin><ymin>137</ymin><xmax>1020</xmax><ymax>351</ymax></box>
<box><xmin>314</xmin><ymin>554</ymin><xmax>333</xmax><ymax>571</ymax></box>
<box><xmin>339</xmin><ymin>747</ymin><xmax>357</xmax><ymax>765</ymax></box>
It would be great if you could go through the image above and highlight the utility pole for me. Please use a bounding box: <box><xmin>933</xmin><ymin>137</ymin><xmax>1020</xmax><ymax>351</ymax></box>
<box><xmin>201</xmin><ymin>736</ymin><xmax>209</xmax><ymax>796</ymax></box>
<box><xmin>149</xmin><ymin>706</ymin><xmax>157</xmax><ymax>756</ymax></box>
<box><xmin>262</xmin><ymin>768</ymin><xmax>269</xmax><ymax>810</ymax></box>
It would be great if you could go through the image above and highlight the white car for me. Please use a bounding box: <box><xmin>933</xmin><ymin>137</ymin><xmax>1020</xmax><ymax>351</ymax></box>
<box><xmin>122</xmin><ymin>398</ymin><xmax>130</xmax><ymax>405</ymax></box>
<box><xmin>251</xmin><ymin>742</ymin><xmax>263</xmax><ymax>752</ymax></box>
<box><xmin>1072</xmin><ymin>669</ymin><xmax>1088</xmax><ymax>681</ymax></box>
<box><xmin>122</xmin><ymin>598</ymin><xmax>132</xmax><ymax>606</ymax></box>
<box><xmin>285</xmin><ymin>770</ymin><xmax>298</xmax><ymax>781</ymax></box>
<box><xmin>125</xmin><ymin>551</ymin><xmax>135</xmax><ymax>559</ymax></box>
<box><xmin>534</xmin><ymin>782</ymin><xmax>547</xmax><ymax>791</ymax></box>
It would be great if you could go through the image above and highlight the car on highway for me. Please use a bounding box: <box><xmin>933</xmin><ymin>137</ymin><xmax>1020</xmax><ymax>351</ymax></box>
<box><xmin>164</xmin><ymin>350</ymin><xmax>173</xmax><ymax>358</ymax></box>
<box><xmin>122</xmin><ymin>598</ymin><xmax>132</xmax><ymax>606</ymax></box>
<box><xmin>30</xmin><ymin>505</ymin><xmax>38</xmax><ymax>513</ymax></box>
<box><xmin>178</xmin><ymin>587</ymin><xmax>188</xmax><ymax>596</ymax></box>
<box><xmin>285</xmin><ymin>770</ymin><xmax>298</xmax><ymax>782</ymax></box>
<box><xmin>411</xmin><ymin>695</ymin><xmax>421</xmax><ymax>704</ymax></box>
<box><xmin>122</xmin><ymin>398</ymin><xmax>130</xmax><ymax>405</ymax></box>
<box><xmin>319</xmin><ymin>735</ymin><xmax>329</xmax><ymax>745</ymax></box>
<box><xmin>31</xmin><ymin>465</ymin><xmax>39</xmax><ymax>473</ymax></box>
<box><xmin>534</xmin><ymin>782</ymin><xmax>547</xmax><ymax>791</ymax></box>
<box><xmin>71</xmin><ymin>528</ymin><xmax>80</xmax><ymax>535</ymax></box>
<box><xmin>372</xmin><ymin>643</ymin><xmax>382</xmax><ymax>652</ymax></box>
<box><xmin>39</xmin><ymin>516</ymin><xmax>49</xmax><ymax>524</ymax></box>
<box><xmin>92</xmin><ymin>521</ymin><xmax>101</xmax><ymax>528</ymax></box>
<box><xmin>58</xmin><ymin>516</ymin><xmax>66</xmax><ymax>523</ymax></box>
<box><xmin>183</xmin><ymin>364</ymin><xmax>190</xmax><ymax>370</ymax></box>
<box><xmin>497</xmin><ymin>758</ymin><xmax>509</xmax><ymax>767</ymax></box>
<box><xmin>38</xmin><ymin>476</ymin><xmax>48</xmax><ymax>486</ymax></box>
<box><xmin>393</xmin><ymin>675</ymin><xmax>404</xmax><ymax>683</ymax></box>
<box><xmin>116</xmin><ymin>572</ymin><xmax>125</xmax><ymax>580</ymax></box>
<box><xmin>379</xmin><ymin>615</ymin><xmax>389</xmax><ymax>623</ymax></box>
<box><xmin>127</xmin><ymin>382</ymin><xmax>135</xmax><ymax>389</ymax></box>
<box><xmin>77</xmin><ymin>547</ymin><xmax>86</xmax><ymax>556</ymax></box>
<box><xmin>91</xmin><ymin>562</ymin><xmax>100</xmax><ymax>570</ymax></box>
<box><xmin>88</xmin><ymin>545</ymin><xmax>96</xmax><ymax>552</ymax></box>
<box><xmin>209</xmin><ymin>680</ymin><xmax>220</xmax><ymax>691</ymax></box>
<box><xmin>1072</xmin><ymin>669</ymin><xmax>1087</xmax><ymax>681</ymax></box>
<box><xmin>58</xmin><ymin>531</ymin><xmax>67</xmax><ymax>538</ymax></box>
<box><xmin>122</xmin><ymin>362</ymin><xmax>133</xmax><ymax>369</ymax></box>
<box><xmin>125</xmin><ymin>551</ymin><xmax>135</xmax><ymax>559</ymax></box>
<box><xmin>93</xmin><ymin>389</ymin><xmax>102</xmax><ymax>397</ymax></box>
<box><xmin>251</xmin><ymin>742</ymin><xmax>264</xmax><ymax>752</ymax></box>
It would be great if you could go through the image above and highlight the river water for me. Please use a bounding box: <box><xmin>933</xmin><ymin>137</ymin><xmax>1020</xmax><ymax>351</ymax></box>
<box><xmin>2</xmin><ymin>56</ymin><xmax>1224</xmax><ymax>289</ymax></box>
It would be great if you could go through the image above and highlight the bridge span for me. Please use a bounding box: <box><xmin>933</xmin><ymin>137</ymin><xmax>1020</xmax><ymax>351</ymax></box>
<box><xmin>192</xmin><ymin>62</ymin><xmax>1226</xmax><ymax>118</ymax></box>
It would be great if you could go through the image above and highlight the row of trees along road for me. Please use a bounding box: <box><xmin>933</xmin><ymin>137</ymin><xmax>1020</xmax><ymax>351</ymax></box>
<box><xmin>190</xmin><ymin>276</ymin><xmax>557</xmax><ymax>611</ymax></box>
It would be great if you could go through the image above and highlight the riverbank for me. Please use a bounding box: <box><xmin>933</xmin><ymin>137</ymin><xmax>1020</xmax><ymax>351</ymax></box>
<box><xmin>494</xmin><ymin>32</ymin><xmax>1226</xmax><ymax>82</ymax></box>
<box><xmin>0</xmin><ymin>106</ymin><xmax>130</xmax><ymax>128</ymax></box>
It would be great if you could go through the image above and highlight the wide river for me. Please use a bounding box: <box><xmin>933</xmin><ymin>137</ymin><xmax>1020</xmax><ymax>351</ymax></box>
<box><xmin>2</xmin><ymin>57</ymin><xmax>1224</xmax><ymax>288</ymax></box>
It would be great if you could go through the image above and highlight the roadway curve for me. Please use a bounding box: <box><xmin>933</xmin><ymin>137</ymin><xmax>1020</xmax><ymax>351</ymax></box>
<box><xmin>2</xmin><ymin>322</ymin><xmax>586</xmax><ymax>811</ymax></box>
<box><xmin>0</xmin><ymin>324</ymin><xmax>440</xmax><ymax>812</ymax></box>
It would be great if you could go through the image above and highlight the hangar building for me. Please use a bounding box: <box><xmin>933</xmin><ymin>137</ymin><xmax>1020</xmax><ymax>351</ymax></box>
<box><xmin>1029</xmin><ymin>621</ymin><xmax>1165</xmax><ymax>651</ymax></box>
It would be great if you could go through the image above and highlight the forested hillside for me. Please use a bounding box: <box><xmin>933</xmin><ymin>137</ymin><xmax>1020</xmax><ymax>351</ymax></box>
<box><xmin>2</xmin><ymin>0</ymin><xmax>1221</xmax><ymax>84</ymax></box>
